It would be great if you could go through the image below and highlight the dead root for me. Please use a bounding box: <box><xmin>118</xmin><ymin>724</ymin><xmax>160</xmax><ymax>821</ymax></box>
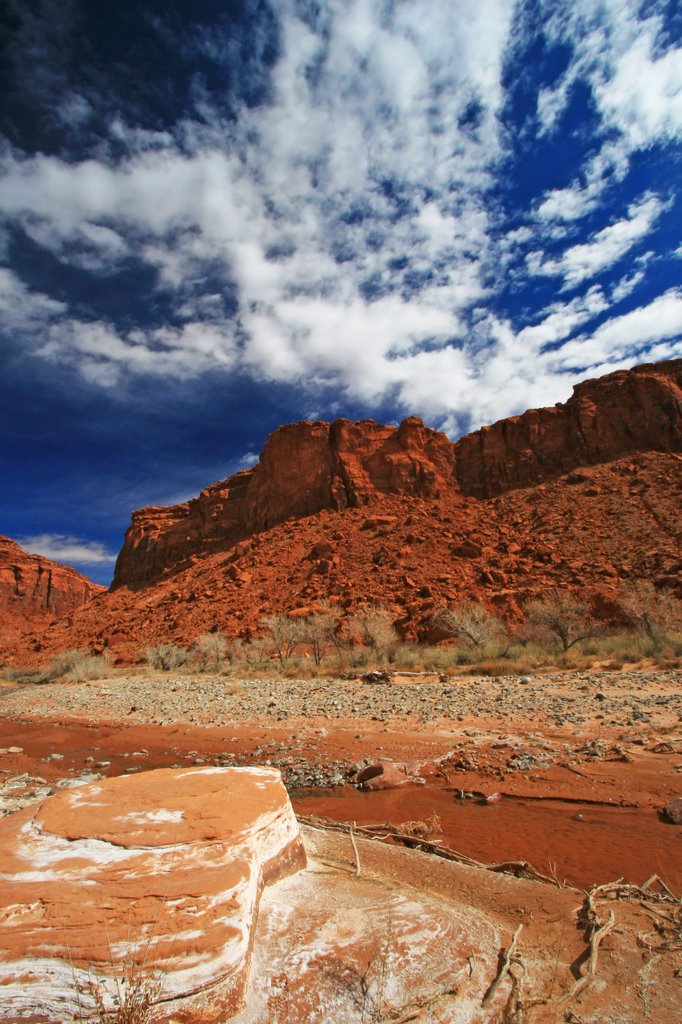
<box><xmin>481</xmin><ymin>923</ymin><xmax>523</xmax><ymax>1008</ymax></box>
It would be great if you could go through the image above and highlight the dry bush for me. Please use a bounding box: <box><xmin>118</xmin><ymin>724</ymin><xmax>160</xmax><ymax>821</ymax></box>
<box><xmin>144</xmin><ymin>643</ymin><xmax>190</xmax><ymax>671</ymax></box>
<box><xmin>41</xmin><ymin>649</ymin><xmax>100</xmax><ymax>683</ymax></box>
<box><xmin>65</xmin><ymin>654</ymin><xmax>111</xmax><ymax>683</ymax></box>
<box><xmin>76</xmin><ymin>972</ymin><xmax>162</xmax><ymax>1024</ymax></box>
<box><xmin>300</xmin><ymin>605</ymin><xmax>339</xmax><ymax>666</ymax></box>
<box><xmin>192</xmin><ymin>631</ymin><xmax>228</xmax><ymax>672</ymax></box>
<box><xmin>260</xmin><ymin>614</ymin><xmax>304</xmax><ymax>667</ymax></box>
<box><xmin>618</xmin><ymin>579</ymin><xmax>682</xmax><ymax>650</ymax></box>
<box><xmin>525</xmin><ymin>590</ymin><xmax>595</xmax><ymax>652</ymax></box>
<box><xmin>351</xmin><ymin>606</ymin><xmax>399</xmax><ymax>663</ymax></box>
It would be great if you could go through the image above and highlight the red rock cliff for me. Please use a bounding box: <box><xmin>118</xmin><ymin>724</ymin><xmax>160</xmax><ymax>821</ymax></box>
<box><xmin>455</xmin><ymin>359</ymin><xmax>682</xmax><ymax>497</ymax></box>
<box><xmin>0</xmin><ymin>536</ymin><xmax>104</xmax><ymax>645</ymax></box>
<box><xmin>112</xmin><ymin>359</ymin><xmax>682</xmax><ymax>590</ymax></box>
<box><xmin>112</xmin><ymin>416</ymin><xmax>455</xmax><ymax>589</ymax></box>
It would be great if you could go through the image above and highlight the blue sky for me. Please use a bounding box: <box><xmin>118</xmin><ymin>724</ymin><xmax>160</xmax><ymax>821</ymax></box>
<box><xmin>1</xmin><ymin>0</ymin><xmax>681</xmax><ymax>585</ymax></box>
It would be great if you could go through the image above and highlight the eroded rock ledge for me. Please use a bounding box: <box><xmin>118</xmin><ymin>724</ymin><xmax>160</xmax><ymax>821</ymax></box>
<box><xmin>0</xmin><ymin>766</ymin><xmax>306</xmax><ymax>1024</ymax></box>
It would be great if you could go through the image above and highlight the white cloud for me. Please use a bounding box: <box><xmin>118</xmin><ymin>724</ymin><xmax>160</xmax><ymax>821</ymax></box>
<box><xmin>534</xmin><ymin>2</ymin><xmax>682</xmax><ymax>223</ymax></box>
<box><xmin>0</xmin><ymin>268</ymin><xmax>66</xmax><ymax>333</ymax></box>
<box><xmin>529</xmin><ymin>193</ymin><xmax>664</xmax><ymax>288</ymax></box>
<box><xmin>548</xmin><ymin>289</ymin><xmax>682</xmax><ymax>371</ymax></box>
<box><xmin>0</xmin><ymin>0</ymin><xmax>679</xmax><ymax>437</ymax></box>
<box><xmin>18</xmin><ymin>534</ymin><xmax>117</xmax><ymax>566</ymax></box>
<box><xmin>610</xmin><ymin>268</ymin><xmax>646</xmax><ymax>303</ymax></box>
<box><xmin>0</xmin><ymin>0</ymin><xmax>514</xmax><ymax>401</ymax></box>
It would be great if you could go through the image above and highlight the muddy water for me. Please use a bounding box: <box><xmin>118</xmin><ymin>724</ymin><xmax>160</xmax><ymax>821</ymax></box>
<box><xmin>2</xmin><ymin>717</ymin><xmax>680</xmax><ymax>894</ymax></box>
<box><xmin>294</xmin><ymin>785</ymin><xmax>682</xmax><ymax>893</ymax></box>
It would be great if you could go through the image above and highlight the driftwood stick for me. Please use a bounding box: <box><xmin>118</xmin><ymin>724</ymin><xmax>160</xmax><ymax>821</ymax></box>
<box><xmin>481</xmin><ymin>923</ymin><xmax>523</xmax><ymax>1008</ymax></box>
<box><xmin>349</xmin><ymin>824</ymin><xmax>361</xmax><ymax>876</ymax></box>
<box><xmin>377</xmin><ymin>1011</ymin><xmax>420</xmax><ymax>1024</ymax></box>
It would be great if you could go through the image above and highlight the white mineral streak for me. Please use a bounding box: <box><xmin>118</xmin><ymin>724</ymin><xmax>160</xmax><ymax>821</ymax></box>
<box><xmin>0</xmin><ymin>767</ymin><xmax>304</xmax><ymax>1023</ymax></box>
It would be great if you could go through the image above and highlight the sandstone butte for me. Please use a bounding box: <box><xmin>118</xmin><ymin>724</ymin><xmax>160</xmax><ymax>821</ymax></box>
<box><xmin>0</xmin><ymin>766</ymin><xmax>306</xmax><ymax>1024</ymax></box>
<box><xmin>4</xmin><ymin>358</ymin><xmax>682</xmax><ymax>663</ymax></box>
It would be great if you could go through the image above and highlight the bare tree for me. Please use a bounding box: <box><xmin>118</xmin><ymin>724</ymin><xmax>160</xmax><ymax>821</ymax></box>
<box><xmin>145</xmin><ymin>643</ymin><xmax>190</xmax><ymax>671</ymax></box>
<box><xmin>433</xmin><ymin>601</ymin><xmax>506</xmax><ymax>649</ymax></box>
<box><xmin>261</xmin><ymin>614</ymin><xmax>304</xmax><ymax>667</ymax></box>
<box><xmin>301</xmin><ymin>605</ymin><xmax>339</xmax><ymax>666</ymax></box>
<box><xmin>619</xmin><ymin>580</ymin><xmax>681</xmax><ymax>650</ymax></box>
<box><xmin>525</xmin><ymin>590</ymin><xmax>594</xmax><ymax>652</ymax></box>
<box><xmin>352</xmin><ymin>606</ymin><xmax>399</xmax><ymax>663</ymax></box>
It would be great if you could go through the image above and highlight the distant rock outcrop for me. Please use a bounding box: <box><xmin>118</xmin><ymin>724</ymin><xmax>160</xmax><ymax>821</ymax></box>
<box><xmin>0</xmin><ymin>536</ymin><xmax>103</xmax><ymax>650</ymax></box>
<box><xmin>455</xmin><ymin>360</ymin><xmax>682</xmax><ymax>498</ymax></box>
<box><xmin>6</xmin><ymin>359</ymin><xmax>682</xmax><ymax>663</ymax></box>
<box><xmin>0</xmin><ymin>766</ymin><xmax>306</xmax><ymax>1023</ymax></box>
<box><xmin>113</xmin><ymin>360</ymin><xmax>682</xmax><ymax>590</ymax></box>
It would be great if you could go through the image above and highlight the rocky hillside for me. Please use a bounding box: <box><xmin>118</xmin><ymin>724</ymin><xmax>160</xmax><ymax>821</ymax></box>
<box><xmin>0</xmin><ymin>537</ymin><xmax>104</xmax><ymax>654</ymax></box>
<box><xmin>5</xmin><ymin>359</ymin><xmax>682</xmax><ymax>663</ymax></box>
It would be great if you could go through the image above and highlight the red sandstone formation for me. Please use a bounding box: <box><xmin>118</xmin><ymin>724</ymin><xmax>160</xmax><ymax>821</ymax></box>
<box><xmin>0</xmin><ymin>536</ymin><xmax>103</xmax><ymax>651</ymax></box>
<box><xmin>0</xmin><ymin>766</ymin><xmax>305</xmax><ymax>1023</ymax></box>
<box><xmin>6</xmin><ymin>359</ymin><xmax>682</xmax><ymax>663</ymax></box>
<box><xmin>113</xmin><ymin>360</ymin><xmax>682</xmax><ymax>590</ymax></box>
<box><xmin>112</xmin><ymin>415</ymin><xmax>455</xmax><ymax>590</ymax></box>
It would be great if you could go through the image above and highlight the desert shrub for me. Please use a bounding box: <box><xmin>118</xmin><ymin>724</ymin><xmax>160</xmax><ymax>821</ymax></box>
<box><xmin>42</xmin><ymin>649</ymin><xmax>93</xmax><ymax>682</ymax></box>
<box><xmin>2</xmin><ymin>666</ymin><xmax>44</xmax><ymax>683</ymax></box>
<box><xmin>433</xmin><ymin>601</ymin><xmax>507</xmax><ymax>649</ymax></box>
<box><xmin>351</xmin><ymin>606</ymin><xmax>399</xmax><ymax>663</ymax></box>
<box><xmin>237</xmin><ymin>637</ymin><xmax>271</xmax><ymax>670</ymax></box>
<box><xmin>391</xmin><ymin>644</ymin><xmax>424</xmax><ymax>670</ymax></box>
<box><xmin>300</xmin><ymin>605</ymin><xmax>339</xmax><ymax>666</ymax></box>
<box><xmin>65</xmin><ymin>654</ymin><xmax>111</xmax><ymax>682</ymax></box>
<box><xmin>192</xmin><ymin>631</ymin><xmax>228</xmax><ymax>672</ymax></box>
<box><xmin>525</xmin><ymin>590</ymin><xmax>595</xmax><ymax>652</ymax></box>
<box><xmin>144</xmin><ymin>644</ymin><xmax>190</xmax><ymax>671</ymax></box>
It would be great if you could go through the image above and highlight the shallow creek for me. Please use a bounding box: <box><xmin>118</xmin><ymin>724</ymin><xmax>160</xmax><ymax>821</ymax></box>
<box><xmin>1</xmin><ymin>716</ymin><xmax>679</xmax><ymax>895</ymax></box>
<box><xmin>293</xmin><ymin>785</ymin><xmax>681</xmax><ymax>892</ymax></box>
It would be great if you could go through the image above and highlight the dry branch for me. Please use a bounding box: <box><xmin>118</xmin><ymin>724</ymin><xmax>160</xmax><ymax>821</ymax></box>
<box><xmin>481</xmin><ymin>923</ymin><xmax>523</xmax><ymax>1008</ymax></box>
<box><xmin>349</xmin><ymin>825</ymin><xmax>361</xmax><ymax>876</ymax></box>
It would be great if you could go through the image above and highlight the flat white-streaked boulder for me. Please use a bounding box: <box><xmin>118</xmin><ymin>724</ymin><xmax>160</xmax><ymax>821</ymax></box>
<box><xmin>0</xmin><ymin>766</ymin><xmax>306</xmax><ymax>1023</ymax></box>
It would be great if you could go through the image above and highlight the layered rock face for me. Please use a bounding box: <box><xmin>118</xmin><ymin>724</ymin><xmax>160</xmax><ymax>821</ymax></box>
<box><xmin>0</xmin><ymin>766</ymin><xmax>306</xmax><ymax>1024</ymax></box>
<box><xmin>0</xmin><ymin>536</ymin><xmax>103</xmax><ymax>645</ymax></box>
<box><xmin>113</xmin><ymin>360</ymin><xmax>682</xmax><ymax>590</ymax></box>
<box><xmin>112</xmin><ymin>415</ymin><xmax>455</xmax><ymax>589</ymax></box>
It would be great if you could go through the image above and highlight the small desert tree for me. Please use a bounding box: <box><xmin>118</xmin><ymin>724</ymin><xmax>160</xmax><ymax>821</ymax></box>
<box><xmin>260</xmin><ymin>614</ymin><xmax>303</xmax><ymax>668</ymax></box>
<box><xmin>433</xmin><ymin>601</ymin><xmax>507</xmax><ymax>649</ymax></box>
<box><xmin>618</xmin><ymin>580</ymin><xmax>681</xmax><ymax>650</ymax></box>
<box><xmin>145</xmin><ymin>643</ymin><xmax>190</xmax><ymax>671</ymax></box>
<box><xmin>193</xmin><ymin>631</ymin><xmax>228</xmax><ymax>672</ymax></box>
<box><xmin>352</xmin><ymin>606</ymin><xmax>399</xmax><ymax>663</ymax></box>
<box><xmin>525</xmin><ymin>590</ymin><xmax>595</xmax><ymax>652</ymax></box>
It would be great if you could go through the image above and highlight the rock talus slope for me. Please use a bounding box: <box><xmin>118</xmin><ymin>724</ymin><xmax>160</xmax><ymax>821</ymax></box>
<box><xmin>0</xmin><ymin>766</ymin><xmax>306</xmax><ymax>1023</ymax></box>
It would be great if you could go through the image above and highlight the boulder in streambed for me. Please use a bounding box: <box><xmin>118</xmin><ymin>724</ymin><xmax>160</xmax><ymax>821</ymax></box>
<box><xmin>0</xmin><ymin>766</ymin><xmax>306</xmax><ymax>1023</ymax></box>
